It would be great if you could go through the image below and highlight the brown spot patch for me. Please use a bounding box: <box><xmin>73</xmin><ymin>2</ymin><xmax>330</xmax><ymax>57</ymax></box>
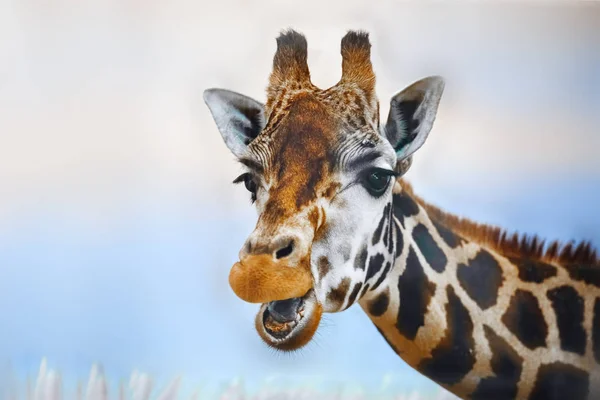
<box><xmin>372</xmin><ymin>261</ymin><xmax>392</xmax><ymax>291</ymax></box>
<box><xmin>392</xmin><ymin>190</ymin><xmax>420</xmax><ymax>228</ymax></box>
<box><xmin>471</xmin><ymin>325</ymin><xmax>523</xmax><ymax>399</ymax></box>
<box><xmin>501</xmin><ymin>289</ymin><xmax>548</xmax><ymax>350</ymax></box>
<box><xmin>394</xmin><ymin>222</ymin><xmax>403</xmax><ymax>259</ymax></box>
<box><xmin>360</xmin><ymin>283</ymin><xmax>370</xmax><ymax>298</ymax></box>
<box><xmin>366</xmin><ymin>253</ymin><xmax>385</xmax><ymax>282</ymax></box>
<box><xmin>317</xmin><ymin>256</ymin><xmax>331</xmax><ymax>279</ymax></box>
<box><xmin>368</xmin><ymin>288</ymin><xmax>390</xmax><ymax>317</ymax></box>
<box><xmin>354</xmin><ymin>244</ymin><xmax>368</xmax><ymax>271</ymax></box>
<box><xmin>529</xmin><ymin>362</ymin><xmax>589</xmax><ymax>400</ymax></box>
<box><xmin>566</xmin><ymin>263</ymin><xmax>600</xmax><ymax>289</ymax></box>
<box><xmin>344</xmin><ymin>282</ymin><xmax>363</xmax><ymax>310</ymax></box>
<box><xmin>372</xmin><ymin>204</ymin><xmax>389</xmax><ymax>245</ymax></box>
<box><xmin>457</xmin><ymin>249</ymin><xmax>504</xmax><ymax>310</ymax></box>
<box><xmin>418</xmin><ymin>286</ymin><xmax>476</xmax><ymax>385</ymax></box>
<box><xmin>340</xmin><ymin>243</ymin><xmax>352</xmax><ymax>263</ymax></box>
<box><xmin>547</xmin><ymin>285</ymin><xmax>586</xmax><ymax>355</ymax></box>
<box><xmin>432</xmin><ymin>220</ymin><xmax>463</xmax><ymax>248</ymax></box>
<box><xmin>386</xmin><ymin>212</ymin><xmax>395</xmax><ymax>254</ymax></box>
<box><xmin>397</xmin><ymin>247</ymin><xmax>436</xmax><ymax>340</ymax></box>
<box><xmin>412</xmin><ymin>223</ymin><xmax>447</xmax><ymax>273</ymax></box>
<box><xmin>327</xmin><ymin>277</ymin><xmax>351</xmax><ymax>309</ymax></box>
<box><xmin>593</xmin><ymin>298</ymin><xmax>600</xmax><ymax>363</ymax></box>
<box><xmin>510</xmin><ymin>257</ymin><xmax>558</xmax><ymax>283</ymax></box>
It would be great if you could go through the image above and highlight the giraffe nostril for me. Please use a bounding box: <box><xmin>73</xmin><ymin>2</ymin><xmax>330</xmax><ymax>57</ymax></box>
<box><xmin>275</xmin><ymin>240</ymin><xmax>294</xmax><ymax>259</ymax></box>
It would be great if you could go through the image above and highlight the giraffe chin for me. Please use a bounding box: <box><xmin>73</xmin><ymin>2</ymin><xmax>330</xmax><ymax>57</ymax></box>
<box><xmin>255</xmin><ymin>289</ymin><xmax>323</xmax><ymax>351</ymax></box>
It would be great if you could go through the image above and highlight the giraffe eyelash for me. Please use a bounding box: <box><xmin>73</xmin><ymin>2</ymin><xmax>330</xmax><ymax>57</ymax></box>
<box><xmin>232</xmin><ymin>173</ymin><xmax>248</xmax><ymax>185</ymax></box>
<box><xmin>367</xmin><ymin>167</ymin><xmax>398</xmax><ymax>178</ymax></box>
<box><xmin>234</xmin><ymin>173</ymin><xmax>258</xmax><ymax>204</ymax></box>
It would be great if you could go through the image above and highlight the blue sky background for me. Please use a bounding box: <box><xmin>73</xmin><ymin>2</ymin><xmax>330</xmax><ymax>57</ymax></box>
<box><xmin>0</xmin><ymin>1</ymin><xmax>599</xmax><ymax>398</ymax></box>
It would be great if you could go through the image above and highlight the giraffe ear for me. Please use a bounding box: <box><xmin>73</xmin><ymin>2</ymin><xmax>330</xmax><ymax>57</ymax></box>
<box><xmin>383</xmin><ymin>76</ymin><xmax>445</xmax><ymax>161</ymax></box>
<box><xmin>203</xmin><ymin>88</ymin><xmax>266</xmax><ymax>158</ymax></box>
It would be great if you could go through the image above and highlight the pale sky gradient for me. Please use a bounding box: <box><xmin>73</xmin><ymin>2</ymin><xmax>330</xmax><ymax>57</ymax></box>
<box><xmin>0</xmin><ymin>1</ymin><xmax>599</xmax><ymax>398</ymax></box>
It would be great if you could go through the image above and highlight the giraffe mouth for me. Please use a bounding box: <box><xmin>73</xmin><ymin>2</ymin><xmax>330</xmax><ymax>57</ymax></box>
<box><xmin>255</xmin><ymin>289</ymin><xmax>323</xmax><ymax>351</ymax></box>
<box><xmin>263</xmin><ymin>296</ymin><xmax>305</xmax><ymax>338</ymax></box>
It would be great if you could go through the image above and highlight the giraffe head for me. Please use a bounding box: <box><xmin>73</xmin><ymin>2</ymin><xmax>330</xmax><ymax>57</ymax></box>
<box><xmin>203</xmin><ymin>29</ymin><xmax>444</xmax><ymax>351</ymax></box>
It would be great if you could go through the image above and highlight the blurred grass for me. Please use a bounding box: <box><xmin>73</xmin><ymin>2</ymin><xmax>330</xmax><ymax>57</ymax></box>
<box><xmin>1</xmin><ymin>358</ymin><xmax>459</xmax><ymax>400</ymax></box>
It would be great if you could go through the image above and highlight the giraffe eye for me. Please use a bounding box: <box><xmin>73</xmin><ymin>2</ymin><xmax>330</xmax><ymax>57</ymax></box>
<box><xmin>233</xmin><ymin>173</ymin><xmax>258</xmax><ymax>203</ymax></box>
<box><xmin>243</xmin><ymin>174</ymin><xmax>257</xmax><ymax>194</ymax></box>
<box><xmin>362</xmin><ymin>168</ymin><xmax>394</xmax><ymax>197</ymax></box>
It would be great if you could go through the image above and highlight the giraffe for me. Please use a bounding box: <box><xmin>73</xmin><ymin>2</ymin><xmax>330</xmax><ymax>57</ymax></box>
<box><xmin>202</xmin><ymin>29</ymin><xmax>600</xmax><ymax>399</ymax></box>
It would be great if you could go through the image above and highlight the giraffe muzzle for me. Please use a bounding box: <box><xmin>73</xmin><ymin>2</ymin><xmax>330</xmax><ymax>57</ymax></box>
<box><xmin>228</xmin><ymin>254</ymin><xmax>313</xmax><ymax>304</ymax></box>
<box><xmin>231</xmin><ymin>229</ymin><xmax>321</xmax><ymax>351</ymax></box>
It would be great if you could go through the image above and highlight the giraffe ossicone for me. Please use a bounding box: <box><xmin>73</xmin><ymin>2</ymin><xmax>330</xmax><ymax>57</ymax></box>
<box><xmin>203</xmin><ymin>29</ymin><xmax>600</xmax><ymax>400</ymax></box>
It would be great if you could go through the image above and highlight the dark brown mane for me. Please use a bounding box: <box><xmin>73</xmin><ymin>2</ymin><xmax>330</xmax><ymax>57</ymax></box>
<box><xmin>400</xmin><ymin>178</ymin><xmax>599</xmax><ymax>267</ymax></box>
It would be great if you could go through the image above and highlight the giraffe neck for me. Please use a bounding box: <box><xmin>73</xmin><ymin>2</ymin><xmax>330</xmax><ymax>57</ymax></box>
<box><xmin>357</xmin><ymin>181</ymin><xmax>600</xmax><ymax>400</ymax></box>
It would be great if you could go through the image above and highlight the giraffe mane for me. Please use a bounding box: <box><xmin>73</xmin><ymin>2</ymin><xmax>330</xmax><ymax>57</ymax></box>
<box><xmin>399</xmin><ymin>178</ymin><xmax>600</xmax><ymax>267</ymax></box>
